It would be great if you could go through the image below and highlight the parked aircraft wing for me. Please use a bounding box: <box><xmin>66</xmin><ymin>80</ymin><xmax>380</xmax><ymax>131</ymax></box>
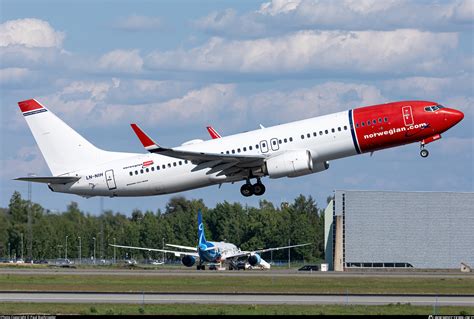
<box><xmin>130</xmin><ymin>123</ymin><xmax>267</xmax><ymax>178</ymax></box>
<box><xmin>110</xmin><ymin>244</ymin><xmax>199</xmax><ymax>258</ymax></box>
<box><xmin>14</xmin><ymin>176</ymin><xmax>81</xmax><ymax>184</ymax></box>
<box><xmin>224</xmin><ymin>243</ymin><xmax>312</xmax><ymax>259</ymax></box>
<box><xmin>165</xmin><ymin>244</ymin><xmax>198</xmax><ymax>251</ymax></box>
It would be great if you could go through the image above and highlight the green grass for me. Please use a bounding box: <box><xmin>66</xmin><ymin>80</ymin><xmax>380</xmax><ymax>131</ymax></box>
<box><xmin>0</xmin><ymin>302</ymin><xmax>472</xmax><ymax>315</ymax></box>
<box><xmin>1</xmin><ymin>273</ymin><xmax>473</xmax><ymax>294</ymax></box>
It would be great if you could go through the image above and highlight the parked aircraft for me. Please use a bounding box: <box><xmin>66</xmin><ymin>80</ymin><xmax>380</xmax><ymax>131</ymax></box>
<box><xmin>15</xmin><ymin>99</ymin><xmax>463</xmax><ymax>197</ymax></box>
<box><xmin>111</xmin><ymin>210</ymin><xmax>309</xmax><ymax>270</ymax></box>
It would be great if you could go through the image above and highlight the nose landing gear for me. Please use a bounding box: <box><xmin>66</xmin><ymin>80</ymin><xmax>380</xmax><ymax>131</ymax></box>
<box><xmin>420</xmin><ymin>143</ymin><xmax>429</xmax><ymax>158</ymax></box>
<box><xmin>240</xmin><ymin>178</ymin><xmax>266</xmax><ymax>197</ymax></box>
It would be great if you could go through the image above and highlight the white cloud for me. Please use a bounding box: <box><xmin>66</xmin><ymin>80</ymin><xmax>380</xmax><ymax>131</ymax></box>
<box><xmin>242</xmin><ymin>82</ymin><xmax>385</xmax><ymax>123</ymax></box>
<box><xmin>196</xmin><ymin>0</ymin><xmax>474</xmax><ymax>36</ymax></box>
<box><xmin>98</xmin><ymin>49</ymin><xmax>143</xmax><ymax>73</ymax></box>
<box><xmin>115</xmin><ymin>14</ymin><xmax>163</xmax><ymax>31</ymax></box>
<box><xmin>0</xmin><ymin>67</ymin><xmax>31</xmax><ymax>85</ymax></box>
<box><xmin>146</xmin><ymin>29</ymin><xmax>458</xmax><ymax>75</ymax></box>
<box><xmin>0</xmin><ymin>18</ymin><xmax>64</xmax><ymax>48</ymax></box>
<box><xmin>0</xmin><ymin>146</ymin><xmax>49</xmax><ymax>179</ymax></box>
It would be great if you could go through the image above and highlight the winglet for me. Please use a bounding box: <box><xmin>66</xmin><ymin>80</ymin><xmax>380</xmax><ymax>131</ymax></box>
<box><xmin>130</xmin><ymin>124</ymin><xmax>160</xmax><ymax>152</ymax></box>
<box><xmin>206</xmin><ymin>126</ymin><xmax>221</xmax><ymax>139</ymax></box>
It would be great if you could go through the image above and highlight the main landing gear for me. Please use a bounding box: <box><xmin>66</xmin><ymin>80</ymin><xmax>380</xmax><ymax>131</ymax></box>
<box><xmin>420</xmin><ymin>143</ymin><xmax>429</xmax><ymax>158</ymax></box>
<box><xmin>240</xmin><ymin>178</ymin><xmax>266</xmax><ymax>197</ymax></box>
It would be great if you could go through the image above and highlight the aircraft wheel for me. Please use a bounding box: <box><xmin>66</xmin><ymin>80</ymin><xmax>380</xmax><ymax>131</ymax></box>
<box><xmin>252</xmin><ymin>183</ymin><xmax>266</xmax><ymax>196</ymax></box>
<box><xmin>240</xmin><ymin>183</ymin><xmax>254</xmax><ymax>197</ymax></box>
<box><xmin>420</xmin><ymin>149</ymin><xmax>429</xmax><ymax>158</ymax></box>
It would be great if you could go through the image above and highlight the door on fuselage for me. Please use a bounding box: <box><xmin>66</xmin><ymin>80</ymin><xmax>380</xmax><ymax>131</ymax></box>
<box><xmin>105</xmin><ymin>169</ymin><xmax>117</xmax><ymax>190</ymax></box>
<box><xmin>260</xmin><ymin>140</ymin><xmax>269</xmax><ymax>153</ymax></box>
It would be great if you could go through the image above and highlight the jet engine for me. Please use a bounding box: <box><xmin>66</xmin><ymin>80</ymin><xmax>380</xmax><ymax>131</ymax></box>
<box><xmin>248</xmin><ymin>253</ymin><xmax>261</xmax><ymax>266</ymax></box>
<box><xmin>181</xmin><ymin>255</ymin><xmax>196</xmax><ymax>267</ymax></box>
<box><xmin>263</xmin><ymin>150</ymin><xmax>329</xmax><ymax>178</ymax></box>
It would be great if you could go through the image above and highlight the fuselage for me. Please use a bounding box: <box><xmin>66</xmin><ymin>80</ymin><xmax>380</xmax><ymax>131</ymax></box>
<box><xmin>50</xmin><ymin>100</ymin><xmax>464</xmax><ymax>197</ymax></box>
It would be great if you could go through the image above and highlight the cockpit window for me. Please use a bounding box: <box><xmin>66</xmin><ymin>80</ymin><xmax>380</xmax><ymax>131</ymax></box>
<box><xmin>424</xmin><ymin>105</ymin><xmax>444</xmax><ymax>112</ymax></box>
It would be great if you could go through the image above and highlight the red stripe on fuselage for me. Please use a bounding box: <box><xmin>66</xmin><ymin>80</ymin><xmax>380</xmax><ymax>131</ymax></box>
<box><xmin>18</xmin><ymin>99</ymin><xmax>43</xmax><ymax>113</ymax></box>
<box><xmin>352</xmin><ymin>101</ymin><xmax>445</xmax><ymax>153</ymax></box>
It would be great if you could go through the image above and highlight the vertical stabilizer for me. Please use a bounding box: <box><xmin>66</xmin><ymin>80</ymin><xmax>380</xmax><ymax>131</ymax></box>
<box><xmin>18</xmin><ymin>99</ymin><xmax>132</xmax><ymax>176</ymax></box>
<box><xmin>197</xmin><ymin>209</ymin><xmax>207</xmax><ymax>245</ymax></box>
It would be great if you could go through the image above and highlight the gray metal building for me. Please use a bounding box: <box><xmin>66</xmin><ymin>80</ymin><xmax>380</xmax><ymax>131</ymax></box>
<box><xmin>324</xmin><ymin>190</ymin><xmax>474</xmax><ymax>270</ymax></box>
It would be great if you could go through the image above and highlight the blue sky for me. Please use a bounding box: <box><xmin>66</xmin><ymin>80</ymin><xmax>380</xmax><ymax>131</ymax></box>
<box><xmin>1</xmin><ymin>0</ymin><xmax>473</xmax><ymax>215</ymax></box>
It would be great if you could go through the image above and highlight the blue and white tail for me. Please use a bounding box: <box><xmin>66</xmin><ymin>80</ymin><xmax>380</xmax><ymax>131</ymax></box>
<box><xmin>18</xmin><ymin>99</ymin><xmax>133</xmax><ymax>176</ymax></box>
<box><xmin>197</xmin><ymin>209</ymin><xmax>207</xmax><ymax>245</ymax></box>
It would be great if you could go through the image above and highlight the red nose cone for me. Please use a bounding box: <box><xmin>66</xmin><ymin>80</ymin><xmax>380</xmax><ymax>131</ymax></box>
<box><xmin>444</xmin><ymin>108</ymin><xmax>464</xmax><ymax>125</ymax></box>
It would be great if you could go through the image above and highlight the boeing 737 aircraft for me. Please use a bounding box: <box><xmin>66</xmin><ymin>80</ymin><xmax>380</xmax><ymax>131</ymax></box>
<box><xmin>111</xmin><ymin>209</ymin><xmax>310</xmax><ymax>270</ymax></box>
<box><xmin>15</xmin><ymin>99</ymin><xmax>463</xmax><ymax>197</ymax></box>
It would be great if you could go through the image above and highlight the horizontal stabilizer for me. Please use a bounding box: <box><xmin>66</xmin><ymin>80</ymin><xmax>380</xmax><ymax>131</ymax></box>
<box><xmin>14</xmin><ymin>176</ymin><xmax>80</xmax><ymax>184</ymax></box>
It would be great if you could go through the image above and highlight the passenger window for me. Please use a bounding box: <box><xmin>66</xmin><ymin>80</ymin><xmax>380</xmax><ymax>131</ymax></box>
<box><xmin>331</xmin><ymin>128</ymin><xmax>335</xmax><ymax>133</ymax></box>
<box><xmin>146</xmin><ymin>168</ymin><xmax>149</xmax><ymax>173</ymax></box>
<box><xmin>140</xmin><ymin>169</ymin><xmax>144</xmax><ymax>174</ymax></box>
<box><xmin>301</xmin><ymin>134</ymin><xmax>304</xmax><ymax>139</ymax></box>
<box><xmin>167</xmin><ymin>163</ymin><xmax>171</xmax><ymax>168</ymax></box>
<box><xmin>344</xmin><ymin>125</ymin><xmax>348</xmax><ymax>130</ymax></box>
<box><xmin>179</xmin><ymin>161</ymin><xmax>182</xmax><ymax>165</ymax></box>
<box><xmin>338</xmin><ymin>127</ymin><xmax>341</xmax><ymax>131</ymax></box>
<box><xmin>313</xmin><ymin>132</ymin><xmax>317</xmax><ymax>137</ymax></box>
<box><xmin>135</xmin><ymin>170</ymin><xmax>138</xmax><ymax>175</ymax></box>
<box><xmin>237</xmin><ymin>148</ymin><xmax>241</xmax><ymax>153</ymax></box>
<box><xmin>284</xmin><ymin>138</ymin><xmax>287</xmax><ymax>143</ymax></box>
<box><xmin>162</xmin><ymin>165</ymin><xmax>165</xmax><ymax>169</ymax></box>
<box><xmin>256</xmin><ymin>144</ymin><xmax>259</xmax><ymax>149</ymax></box>
<box><xmin>262</xmin><ymin>143</ymin><xmax>266</xmax><ymax>147</ymax></box>
<box><xmin>289</xmin><ymin>137</ymin><xmax>293</xmax><ymax>142</ymax></box>
<box><xmin>151</xmin><ymin>167</ymin><xmax>155</xmax><ymax>171</ymax></box>
<box><xmin>232</xmin><ymin>150</ymin><xmax>235</xmax><ymax>154</ymax></box>
<box><xmin>243</xmin><ymin>147</ymin><xmax>247</xmax><ymax>151</ymax></box>
<box><xmin>319</xmin><ymin>131</ymin><xmax>323</xmax><ymax>135</ymax></box>
<box><xmin>356</xmin><ymin>123</ymin><xmax>359</xmax><ymax>128</ymax></box>
<box><xmin>226</xmin><ymin>151</ymin><xmax>229</xmax><ymax>154</ymax></box>
<box><xmin>249</xmin><ymin>146</ymin><xmax>253</xmax><ymax>150</ymax></box>
<box><xmin>361</xmin><ymin>122</ymin><xmax>365</xmax><ymax>127</ymax></box>
<box><xmin>307</xmin><ymin>133</ymin><xmax>310</xmax><ymax>138</ymax></box>
<box><xmin>325</xmin><ymin>130</ymin><xmax>328</xmax><ymax>134</ymax></box>
<box><xmin>129</xmin><ymin>172</ymin><xmax>133</xmax><ymax>176</ymax></box>
<box><xmin>367</xmin><ymin>120</ymin><xmax>371</xmax><ymax>125</ymax></box>
<box><xmin>384</xmin><ymin>117</ymin><xmax>388</xmax><ymax>122</ymax></box>
<box><xmin>279</xmin><ymin>139</ymin><xmax>282</xmax><ymax>144</ymax></box>
<box><xmin>372</xmin><ymin>120</ymin><xmax>377</xmax><ymax>125</ymax></box>
<box><xmin>272</xmin><ymin>140</ymin><xmax>276</xmax><ymax>145</ymax></box>
<box><xmin>378</xmin><ymin>118</ymin><xmax>382</xmax><ymax>123</ymax></box>
<box><xmin>173</xmin><ymin>162</ymin><xmax>176</xmax><ymax>167</ymax></box>
<box><xmin>157</xmin><ymin>166</ymin><xmax>160</xmax><ymax>170</ymax></box>
<box><xmin>185</xmin><ymin>160</ymin><xmax>188</xmax><ymax>164</ymax></box>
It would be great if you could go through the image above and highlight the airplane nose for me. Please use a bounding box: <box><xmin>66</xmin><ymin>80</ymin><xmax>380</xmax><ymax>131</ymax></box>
<box><xmin>444</xmin><ymin>108</ymin><xmax>464</xmax><ymax>125</ymax></box>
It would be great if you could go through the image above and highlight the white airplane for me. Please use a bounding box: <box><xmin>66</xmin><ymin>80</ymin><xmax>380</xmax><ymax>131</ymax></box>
<box><xmin>15</xmin><ymin>99</ymin><xmax>463</xmax><ymax>197</ymax></box>
<box><xmin>111</xmin><ymin>209</ymin><xmax>310</xmax><ymax>270</ymax></box>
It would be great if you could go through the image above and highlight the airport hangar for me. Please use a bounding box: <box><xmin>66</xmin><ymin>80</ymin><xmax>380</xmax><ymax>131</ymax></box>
<box><xmin>324</xmin><ymin>190</ymin><xmax>474</xmax><ymax>271</ymax></box>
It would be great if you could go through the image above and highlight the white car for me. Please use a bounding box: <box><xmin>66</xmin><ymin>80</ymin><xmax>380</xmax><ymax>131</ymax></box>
<box><xmin>15</xmin><ymin>259</ymin><xmax>25</xmax><ymax>264</ymax></box>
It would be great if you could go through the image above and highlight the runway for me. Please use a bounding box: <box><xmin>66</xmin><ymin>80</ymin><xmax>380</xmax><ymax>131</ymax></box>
<box><xmin>1</xmin><ymin>292</ymin><xmax>473</xmax><ymax>306</ymax></box>
<box><xmin>0</xmin><ymin>267</ymin><xmax>471</xmax><ymax>278</ymax></box>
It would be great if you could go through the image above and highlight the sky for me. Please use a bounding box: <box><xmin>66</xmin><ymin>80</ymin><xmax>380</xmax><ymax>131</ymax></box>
<box><xmin>0</xmin><ymin>0</ymin><xmax>473</xmax><ymax>215</ymax></box>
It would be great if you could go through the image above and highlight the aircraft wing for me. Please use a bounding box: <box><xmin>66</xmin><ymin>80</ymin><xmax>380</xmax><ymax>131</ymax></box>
<box><xmin>223</xmin><ymin>243</ymin><xmax>312</xmax><ymax>259</ymax></box>
<box><xmin>110</xmin><ymin>244</ymin><xmax>199</xmax><ymax>258</ymax></box>
<box><xmin>166</xmin><ymin>244</ymin><xmax>198</xmax><ymax>251</ymax></box>
<box><xmin>130</xmin><ymin>124</ymin><xmax>267</xmax><ymax>178</ymax></box>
